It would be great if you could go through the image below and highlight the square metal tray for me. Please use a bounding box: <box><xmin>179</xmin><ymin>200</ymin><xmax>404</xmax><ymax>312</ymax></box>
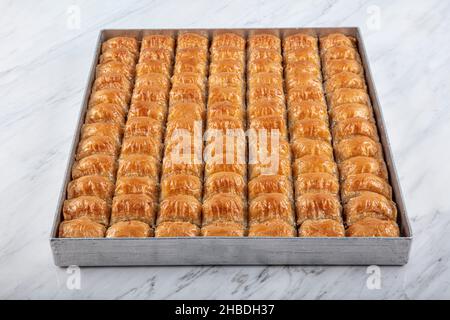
<box><xmin>50</xmin><ymin>27</ymin><xmax>412</xmax><ymax>266</ymax></box>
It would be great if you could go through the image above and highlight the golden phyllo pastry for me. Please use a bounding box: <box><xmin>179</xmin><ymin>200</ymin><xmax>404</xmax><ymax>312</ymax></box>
<box><xmin>111</xmin><ymin>194</ymin><xmax>156</xmax><ymax>226</ymax></box>
<box><xmin>139</xmin><ymin>48</ymin><xmax>173</xmax><ymax>66</ymax></box>
<box><xmin>67</xmin><ymin>175</ymin><xmax>115</xmax><ymax>201</ymax></box>
<box><xmin>158</xmin><ymin>195</ymin><xmax>202</xmax><ymax>226</ymax></box>
<box><xmin>338</xmin><ymin>156</ymin><xmax>388</xmax><ymax>181</ymax></box>
<box><xmin>117</xmin><ymin>155</ymin><xmax>159</xmax><ymax>178</ymax></box>
<box><xmin>59</xmin><ymin>217</ymin><xmax>106</xmax><ymax>238</ymax></box>
<box><xmin>202</xmin><ymin>194</ymin><xmax>246</xmax><ymax>226</ymax></box>
<box><xmin>346</xmin><ymin>217</ymin><xmax>400</xmax><ymax>237</ymax></box>
<box><xmin>155</xmin><ymin>222</ymin><xmax>200</xmax><ymax>237</ymax></box>
<box><xmin>168</xmin><ymin>102</ymin><xmax>205</xmax><ymax>122</ymax></box>
<box><xmin>99</xmin><ymin>48</ymin><xmax>137</xmax><ymax>65</ymax></box>
<box><xmin>75</xmin><ymin>135</ymin><xmax>120</xmax><ymax>160</ymax></box>
<box><xmin>283</xmin><ymin>33</ymin><xmax>317</xmax><ymax>52</ymax></box>
<box><xmin>124</xmin><ymin>117</ymin><xmax>163</xmax><ymax>139</ymax></box>
<box><xmin>292</xmin><ymin>155</ymin><xmax>338</xmax><ymax>178</ymax></box>
<box><xmin>249</xmin><ymin>158</ymin><xmax>292</xmax><ymax>180</ymax></box>
<box><xmin>121</xmin><ymin>136</ymin><xmax>162</xmax><ymax>159</ymax></box>
<box><xmin>127</xmin><ymin>101</ymin><xmax>166</xmax><ymax>121</ymax></box>
<box><xmin>323</xmin><ymin>59</ymin><xmax>363</xmax><ymax>79</ymax></box>
<box><xmin>248</xmin><ymin>33</ymin><xmax>281</xmax><ymax>51</ymax></box>
<box><xmin>201</xmin><ymin>222</ymin><xmax>245</xmax><ymax>237</ymax></box>
<box><xmin>102</xmin><ymin>36</ymin><xmax>139</xmax><ymax>55</ymax></box>
<box><xmin>160</xmin><ymin>174</ymin><xmax>202</xmax><ymax>201</ymax></box>
<box><xmin>72</xmin><ymin>154</ymin><xmax>117</xmax><ymax>180</ymax></box>
<box><xmin>299</xmin><ymin>219</ymin><xmax>345</xmax><ymax>237</ymax></box>
<box><xmin>162</xmin><ymin>156</ymin><xmax>203</xmax><ymax>178</ymax></box>
<box><xmin>248</xmin><ymin>175</ymin><xmax>293</xmax><ymax>201</ymax></box>
<box><xmin>248</xmin><ymin>193</ymin><xmax>294</xmax><ymax>226</ymax></box>
<box><xmin>212</xmin><ymin>32</ymin><xmax>246</xmax><ymax>50</ymax></box>
<box><xmin>341</xmin><ymin>173</ymin><xmax>392</xmax><ymax>202</ymax></box>
<box><xmin>85</xmin><ymin>103</ymin><xmax>126</xmax><ymax>125</ymax></box>
<box><xmin>290</xmin><ymin>138</ymin><xmax>334</xmax><ymax>160</ymax></box>
<box><xmin>248</xmin><ymin>220</ymin><xmax>296</xmax><ymax>237</ymax></box>
<box><xmin>208</xmin><ymin>101</ymin><xmax>244</xmax><ymax>119</ymax></box>
<box><xmin>328</xmin><ymin>88</ymin><xmax>370</xmax><ymax>109</ymax></box>
<box><xmin>106</xmin><ymin>220</ymin><xmax>152</xmax><ymax>238</ymax></box>
<box><xmin>81</xmin><ymin>123</ymin><xmax>123</xmax><ymax>143</ymax></box>
<box><xmin>344</xmin><ymin>191</ymin><xmax>397</xmax><ymax>226</ymax></box>
<box><xmin>329</xmin><ymin>103</ymin><xmax>374</xmax><ymax>124</ymax></box>
<box><xmin>177</xmin><ymin>32</ymin><xmax>208</xmax><ymax>50</ymax></box>
<box><xmin>284</xmin><ymin>47</ymin><xmax>320</xmax><ymax>65</ymax></box>
<box><xmin>247</xmin><ymin>48</ymin><xmax>282</xmax><ymax>63</ymax></box>
<box><xmin>295</xmin><ymin>193</ymin><xmax>342</xmax><ymax>225</ymax></box>
<box><xmin>134</xmin><ymin>73</ymin><xmax>170</xmax><ymax>91</ymax></box>
<box><xmin>96</xmin><ymin>61</ymin><xmax>135</xmax><ymax>81</ymax></box>
<box><xmin>334</xmin><ymin>136</ymin><xmax>383</xmax><ymax>162</ymax></box>
<box><xmin>332</xmin><ymin>118</ymin><xmax>379</xmax><ymax>143</ymax></box>
<box><xmin>141</xmin><ymin>34</ymin><xmax>175</xmax><ymax>51</ymax></box>
<box><xmin>320</xmin><ymin>33</ymin><xmax>356</xmax><ymax>52</ymax></box>
<box><xmin>92</xmin><ymin>74</ymin><xmax>132</xmax><ymax>93</ymax></box>
<box><xmin>321</xmin><ymin>45</ymin><xmax>361</xmax><ymax>63</ymax></box>
<box><xmin>248</xmin><ymin>99</ymin><xmax>285</xmax><ymax>120</ymax></box>
<box><xmin>114</xmin><ymin>177</ymin><xmax>158</xmax><ymax>200</ymax></box>
<box><xmin>288</xmin><ymin>101</ymin><xmax>328</xmax><ymax>123</ymax></box>
<box><xmin>204</xmin><ymin>172</ymin><xmax>246</xmax><ymax>199</ymax></box>
<box><xmin>290</xmin><ymin>119</ymin><xmax>331</xmax><ymax>142</ymax></box>
<box><xmin>294</xmin><ymin>173</ymin><xmax>339</xmax><ymax>195</ymax></box>
<box><xmin>324</xmin><ymin>72</ymin><xmax>366</xmax><ymax>93</ymax></box>
<box><xmin>63</xmin><ymin>196</ymin><xmax>110</xmax><ymax>225</ymax></box>
<box><xmin>136</xmin><ymin>60</ymin><xmax>171</xmax><ymax>77</ymax></box>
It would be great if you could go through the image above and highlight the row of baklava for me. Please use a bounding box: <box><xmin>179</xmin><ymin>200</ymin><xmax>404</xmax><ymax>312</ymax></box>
<box><xmin>200</xmin><ymin>33</ymin><xmax>248</xmax><ymax>236</ymax></box>
<box><xmin>106</xmin><ymin>34</ymin><xmax>176</xmax><ymax>237</ymax></box>
<box><xmin>246</xmin><ymin>32</ymin><xmax>296</xmax><ymax>236</ymax></box>
<box><xmin>59</xmin><ymin>36</ymin><xmax>140</xmax><ymax>237</ymax></box>
<box><xmin>155</xmin><ymin>32</ymin><xmax>209</xmax><ymax>236</ymax></box>
<box><xmin>282</xmin><ymin>33</ymin><xmax>345</xmax><ymax>237</ymax></box>
<box><xmin>319</xmin><ymin>33</ymin><xmax>399</xmax><ymax>237</ymax></box>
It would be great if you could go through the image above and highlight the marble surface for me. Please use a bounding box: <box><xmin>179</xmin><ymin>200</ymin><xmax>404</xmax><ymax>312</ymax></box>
<box><xmin>1</xmin><ymin>0</ymin><xmax>449</xmax><ymax>299</ymax></box>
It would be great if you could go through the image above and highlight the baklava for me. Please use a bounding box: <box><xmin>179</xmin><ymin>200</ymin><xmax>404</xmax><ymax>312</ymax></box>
<box><xmin>60</xmin><ymin>31</ymin><xmax>400</xmax><ymax>241</ymax></box>
<box><xmin>107</xmin><ymin>33</ymin><xmax>175</xmax><ymax>237</ymax></box>
<box><xmin>320</xmin><ymin>33</ymin><xmax>399</xmax><ymax>236</ymax></box>
<box><xmin>61</xmin><ymin>36</ymin><xmax>138</xmax><ymax>237</ymax></box>
<box><xmin>201</xmin><ymin>32</ymin><xmax>247</xmax><ymax>237</ymax></box>
<box><xmin>156</xmin><ymin>32</ymin><xmax>208</xmax><ymax>237</ymax></box>
<box><xmin>247</xmin><ymin>31</ymin><xmax>296</xmax><ymax>236</ymax></box>
<box><xmin>283</xmin><ymin>33</ymin><xmax>345</xmax><ymax>236</ymax></box>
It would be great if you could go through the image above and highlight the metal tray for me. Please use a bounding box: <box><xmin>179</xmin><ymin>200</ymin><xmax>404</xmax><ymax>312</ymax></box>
<box><xmin>50</xmin><ymin>27</ymin><xmax>412</xmax><ymax>266</ymax></box>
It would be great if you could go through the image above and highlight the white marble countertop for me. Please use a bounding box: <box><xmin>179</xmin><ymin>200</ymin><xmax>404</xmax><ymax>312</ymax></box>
<box><xmin>1</xmin><ymin>0</ymin><xmax>449</xmax><ymax>299</ymax></box>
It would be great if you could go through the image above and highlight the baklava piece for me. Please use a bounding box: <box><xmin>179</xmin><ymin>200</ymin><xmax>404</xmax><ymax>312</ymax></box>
<box><xmin>157</xmin><ymin>195</ymin><xmax>202</xmax><ymax>226</ymax></box>
<box><xmin>202</xmin><ymin>194</ymin><xmax>246</xmax><ymax>226</ymax></box>
<box><xmin>344</xmin><ymin>191</ymin><xmax>397</xmax><ymax>226</ymax></box>
<box><xmin>248</xmin><ymin>219</ymin><xmax>296</xmax><ymax>237</ymax></box>
<box><xmin>63</xmin><ymin>196</ymin><xmax>110</xmax><ymax>225</ymax></box>
<box><xmin>201</xmin><ymin>222</ymin><xmax>245</xmax><ymax>237</ymax></box>
<box><xmin>110</xmin><ymin>194</ymin><xmax>156</xmax><ymax>225</ymax></box>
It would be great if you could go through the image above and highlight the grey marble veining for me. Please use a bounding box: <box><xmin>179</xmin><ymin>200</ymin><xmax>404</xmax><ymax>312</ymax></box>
<box><xmin>1</xmin><ymin>0</ymin><xmax>450</xmax><ymax>299</ymax></box>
